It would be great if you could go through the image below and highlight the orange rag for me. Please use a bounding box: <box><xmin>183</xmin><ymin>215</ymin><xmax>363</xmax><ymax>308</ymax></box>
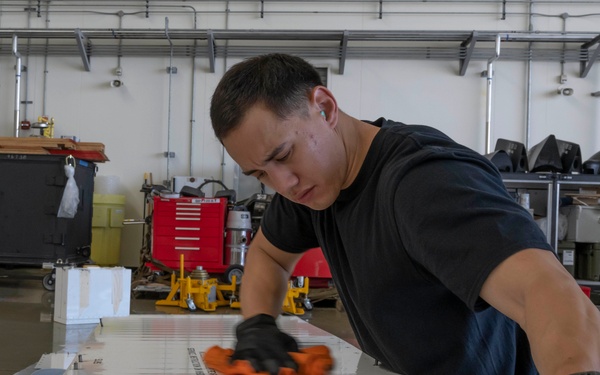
<box><xmin>203</xmin><ymin>345</ymin><xmax>334</xmax><ymax>375</ymax></box>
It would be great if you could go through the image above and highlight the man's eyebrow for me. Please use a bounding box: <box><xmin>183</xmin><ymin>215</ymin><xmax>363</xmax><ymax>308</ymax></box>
<box><xmin>264</xmin><ymin>144</ymin><xmax>286</xmax><ymax>163</ymax></box>
<box><xmin>241</xmin><ymin>143</ymin><xmax>286</xmax><ymax>176</ymax></box>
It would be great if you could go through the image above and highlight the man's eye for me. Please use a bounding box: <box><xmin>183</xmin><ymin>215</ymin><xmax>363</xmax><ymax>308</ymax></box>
<box><xmin>276</xmin><ymin>152</ymin><xmax>291</xmax><ymax>162</ymax></box>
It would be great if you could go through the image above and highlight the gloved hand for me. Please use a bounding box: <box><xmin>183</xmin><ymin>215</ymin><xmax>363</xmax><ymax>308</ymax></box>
<box><xmin>232</xmin><ymin>314</ymin><xmax>300</xmax><ymax>375</ymax></box>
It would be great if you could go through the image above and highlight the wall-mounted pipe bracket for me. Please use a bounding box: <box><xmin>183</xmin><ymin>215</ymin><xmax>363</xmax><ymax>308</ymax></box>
<box><xmin>339</xmin><ymin>30</ymin><xmax>349</xmax><ymax>75</ymax></box>
<box><xmin>207</xmin><ymin>30</ymin><xmax>216</xmax><ymax>73</ymax></box>
<box><xmin>580</xmin><ymin>34</ymin><xmax>600</xmax><ymax>78</ymax></box>
<box><xmin>74</xmin><ymin>28</ymin><xmax>91</xmax><ymax>71</ymax></box>
<box><xmin>459</xmin><ymin>31</ymin><xmax>478</xmax><ymax>76</ymax></box>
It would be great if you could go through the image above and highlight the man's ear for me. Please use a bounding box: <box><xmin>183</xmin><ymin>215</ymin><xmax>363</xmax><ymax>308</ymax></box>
<box><xmin>312</xmin><ymin>86</ymin><xmax>338</xmax><ymax>127</ymax></box>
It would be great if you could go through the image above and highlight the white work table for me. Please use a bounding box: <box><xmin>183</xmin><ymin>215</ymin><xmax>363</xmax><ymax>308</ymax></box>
<box><xmin>22</xmin><ymin>315</ymin><xmax>394</xmax><ymax>374</ymax></box>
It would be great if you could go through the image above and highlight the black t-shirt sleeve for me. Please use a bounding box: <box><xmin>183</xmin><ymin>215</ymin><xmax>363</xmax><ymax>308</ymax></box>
<box><xmin>260</xmin><ymin>193</ymin><xmax>319</xmax><ymax>253</ymax></box>
<box><xmin>393</xmin><ymin>149</ymin><xmax>554</xmax><ymax>310</ymax></box>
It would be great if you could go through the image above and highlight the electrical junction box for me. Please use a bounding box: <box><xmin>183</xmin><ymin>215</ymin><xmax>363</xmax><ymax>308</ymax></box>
<box><xmin>561</xmin><ymin>205</ymin><xmax>600</xmax><ymax>243</ymax></box>
<box><xmin>54</xmin><ymin>267</ymin><xmax>131</xmax><ymax>325</ymax></box>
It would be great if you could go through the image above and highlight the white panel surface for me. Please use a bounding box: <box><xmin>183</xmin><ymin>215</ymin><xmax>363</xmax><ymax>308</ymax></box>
<box><xmin>49</xmin><ymin>315</ymin><xmax>391</xmax><ymax>374</ymax></box>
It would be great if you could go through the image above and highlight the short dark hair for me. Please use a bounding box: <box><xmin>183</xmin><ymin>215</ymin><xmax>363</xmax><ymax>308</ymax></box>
<box><xmin>210</xmin><ymin>53</ymin><xmax>324</xmax><ymax>141</ymax></box>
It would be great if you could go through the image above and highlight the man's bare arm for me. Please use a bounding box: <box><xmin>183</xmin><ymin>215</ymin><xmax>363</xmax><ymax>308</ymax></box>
<box><xmin>481</xmin><ymin>248</ymin><xmax>600</xmax><ymax>375</ymax></box>
<box><xmin>239</xmin><ymin>228</ymin><xmax>305</xmax><ymax>319</ymax></box>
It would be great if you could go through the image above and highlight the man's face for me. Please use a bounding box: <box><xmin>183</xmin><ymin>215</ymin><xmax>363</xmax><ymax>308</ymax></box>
<box><xmin>222</xmin><ymin>104</ymin><xmax>347</xmax><ymax>210</ymax></box>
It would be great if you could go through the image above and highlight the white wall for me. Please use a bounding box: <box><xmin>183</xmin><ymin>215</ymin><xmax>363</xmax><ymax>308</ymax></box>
<box><xmin>0</xmin><ymin>1</ymin><xmax>598</xmax><ymax>266</ymax></box>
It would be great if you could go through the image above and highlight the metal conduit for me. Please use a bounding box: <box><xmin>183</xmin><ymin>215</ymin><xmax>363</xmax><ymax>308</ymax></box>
<box><xmin>41</xmin><ymin>2</ymin><xmax>50</xmax><ymax>116</ymax></box>
<box><xmin>485</xmin><ymin>34</ymin><xmax>501</xmax><ymax>154</ymax></box>
<box><xmin>3</xmin><ymin>45</ymin><xmax>585</xmax><ymax>58</ymax></box>
<box><xmin>1</xmin><ymin>8</ymin><xmax>598</xmax><ymax>17</ymax></box>
<box><xmin>524</xmin><ymin>0</ymin><xmax>534</xmax><ymax>149</ymax></box>
<box><xmin>0</xmin><ymin>29</ymin><xmax>597</xmax><ymax>42</ymax></box>
<box><xmin>12</xmin><ymin>35</ymin><xmax>22</xmax><ymax>137</ymax></box>
<box><xmin>1</xmin><ymin>0</ymin><xmax>598</xmax><ymax>3</ymax></box>
<box><xmin>0</xmin><ymin>0</ymin><xmax>599</xmax><ymax>21</ymax></box>
<box><xmin>165</xmin><ymin>16</ymin><xmax>174</xmax><ymax>185</ymax></box>
<box><xmin>188</xmin><ymin>6</ymin><xmax>198</xmax><ymax>177</ymax></box>
<box><xmin>1</xmin><ymin>0</ymin><xmax>599</xmax><ymax>7</ymax></box>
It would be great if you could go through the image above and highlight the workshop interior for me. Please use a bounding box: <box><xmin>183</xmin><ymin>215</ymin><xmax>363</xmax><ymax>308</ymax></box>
<box><xmin>0</xmin><ymin>1</ymin><xmax>599</xmax><ymax>374</ymax></box>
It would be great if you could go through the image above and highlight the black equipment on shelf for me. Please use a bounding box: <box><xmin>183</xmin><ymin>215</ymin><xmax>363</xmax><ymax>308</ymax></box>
<box><xmin>556</xmin><ymin>139</ymin><xmax>583</xmax><ymax>174</ymax></box>
<box><xmin>583</xmin><ymin>150</ymin><xmax>600</xmax><ymax>175</ymax></box>
<box><xmin>494</xmin><ymin>139</ymin><xmax>528</xmax><ymax>173</ymax></box>
<box><xmin>484</xmin><ymin>150</ymin><xmax>513</xmax><ymax>173</ymax></box>
<box><xmin>527</xmin><ymin>134</ymin><xmax>563</xmax><ymax>173</ymax></box>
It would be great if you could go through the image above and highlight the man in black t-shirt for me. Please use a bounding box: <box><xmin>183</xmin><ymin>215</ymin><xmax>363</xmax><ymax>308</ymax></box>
<box><xmin>210</xmin><ymin>53</ymin><xmax>600</xmax><ymax>375</ymax></box>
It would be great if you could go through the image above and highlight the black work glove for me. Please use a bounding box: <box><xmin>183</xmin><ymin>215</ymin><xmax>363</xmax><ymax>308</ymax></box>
<box><xmin>232</xmin><ymin>314</ymin><xmax>299</xmax><ymax>375</ymax></box>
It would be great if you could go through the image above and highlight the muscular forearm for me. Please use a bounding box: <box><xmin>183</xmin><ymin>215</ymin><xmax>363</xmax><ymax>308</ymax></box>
<box><xmin>523</xmin><ymin>277</ymin><xmax>600</xmax><ymax>374</ymax></box>
<box><xmin>481</xmin><ymin>249</ymin><xmax>600</xmax><ymax>375</ymax></box>
<box><xmin>239</xmin><ymin>246</ymin><xmax>294</xmax><ymax>319</ymax></box>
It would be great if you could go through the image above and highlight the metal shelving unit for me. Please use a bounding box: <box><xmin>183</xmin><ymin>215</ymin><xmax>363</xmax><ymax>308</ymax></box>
<box><xmin>1</xmin><ymin>28</ymin><xmax>598</xmax><ymax>75</ymax></box>
<box><xmin>502</xmin><ymin>173</ymin><xmax>600</xmax><ymax>251</ymax></box>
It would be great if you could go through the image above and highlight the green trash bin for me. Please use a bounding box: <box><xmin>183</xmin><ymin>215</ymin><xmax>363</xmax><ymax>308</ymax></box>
<box><xmin>91</xmin><ymin>194</ymin><xmax>126</xmax><ymax>266</ymax></box>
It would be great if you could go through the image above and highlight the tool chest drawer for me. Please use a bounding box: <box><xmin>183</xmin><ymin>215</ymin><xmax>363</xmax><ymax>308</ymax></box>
<box><xmin>153</xmin><ymin>197</ymin><xmax>225</xmax><ymax>215</ymax></box>
<box><xmin>153</xmin><ymin>235</ymin><xmax>222</xmax><ymax>249</ymax></box>
<box><xmin>151</xmin><ymin>241</ymin><xmax>221</xmax><ymax>264</ymax></box>
<box><xmin>152</xmin><ymin>215</ymin><xmax>225</xmax><ymax>228</ymax></box>
<box><xmin>151</xmin><ymin>225</ymin><xmax>223</xmax><ymax>237</ymax></box>
<box><xmin>152</xmin><ymin>196</ymin><xmax>227</xmax><ymax>271</ymax></box>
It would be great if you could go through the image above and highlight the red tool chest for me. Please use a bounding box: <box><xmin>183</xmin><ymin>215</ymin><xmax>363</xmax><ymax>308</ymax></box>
<box><xmin>152</xmin><ymin>196</ymin><xmax>227</xmax><ymax>273</ymax></box>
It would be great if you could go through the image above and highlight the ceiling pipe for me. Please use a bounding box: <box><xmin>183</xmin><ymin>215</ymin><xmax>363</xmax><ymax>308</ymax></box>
<box><xmin>12</xmin><ymin>34</ymin><xmax>22</xmax><ymax>138</ymax></box>
<box><xmin>485</xmin><ymin>34</ymin><xmax>501</xmax><ymax>154</ymax></box>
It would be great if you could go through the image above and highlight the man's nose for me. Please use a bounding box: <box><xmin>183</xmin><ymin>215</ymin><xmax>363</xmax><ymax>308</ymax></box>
<box><xmin>267</xmin><ymin>167</ymin><xmax>298</xmax><ymax>193</ymax></box>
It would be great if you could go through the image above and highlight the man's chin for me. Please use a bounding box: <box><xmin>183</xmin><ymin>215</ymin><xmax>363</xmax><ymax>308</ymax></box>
<box><xmin>292</xmin><ymin>198</ymin><xmax>334</xmax><ymax>211</ymax></box>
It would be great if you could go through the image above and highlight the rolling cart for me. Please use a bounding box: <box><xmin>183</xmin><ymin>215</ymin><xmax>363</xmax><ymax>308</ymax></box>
<box><xmin>0</xmin><ymin>154</ymin><xmax>96</xmax><ymax>290</ymax></box>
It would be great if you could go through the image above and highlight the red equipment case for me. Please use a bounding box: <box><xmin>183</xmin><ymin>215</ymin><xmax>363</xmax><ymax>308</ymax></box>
<box><xmin>292</xmin><ymin>247</ymin><xmax>332</xmax><ymax>280</ymax></box>
<box><xmin>152</xmin><ymin>196</ymin><xmax>227</xmax><ymax>273</ymax></box>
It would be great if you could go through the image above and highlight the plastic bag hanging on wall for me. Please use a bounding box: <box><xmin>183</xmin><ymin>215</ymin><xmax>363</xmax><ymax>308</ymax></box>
<box><xmin>57</xmin><ymin>156</ymin><xmax>80</xmax><ymax>219</ymax></box>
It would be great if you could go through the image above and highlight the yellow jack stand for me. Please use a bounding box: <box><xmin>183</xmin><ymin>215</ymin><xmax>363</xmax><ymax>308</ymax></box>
<box><xmin>156</xmin><ymin>254</ymin><xmax>241</xmax><ymax>311</ymax></box>
<box><xmin>282</xmin><ymin>277</ymin><xmax>311</xmax><ymax>315</ymax></box>
<box><xmin>217</xmin><ymin>276</ymin><xmax>241</xmax><ymax>309</ymax></box>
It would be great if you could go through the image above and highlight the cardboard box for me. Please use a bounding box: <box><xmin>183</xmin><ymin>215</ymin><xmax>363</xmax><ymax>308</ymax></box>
<box><xmin>561</xmin><ymin>205</ymin><xmax>600</xmax><ymax>243</ymax></box>
<box><xmin>54</xmin><ymin>267</ymin><xmax>131</xmax><ymax>325</ymax></box>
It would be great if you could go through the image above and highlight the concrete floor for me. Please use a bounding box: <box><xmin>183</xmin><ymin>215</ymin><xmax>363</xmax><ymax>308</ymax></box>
<box><xmin>0</xmin><ymin>267</ymin><xmax>357</xmax><ymax>375</ymax></box>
